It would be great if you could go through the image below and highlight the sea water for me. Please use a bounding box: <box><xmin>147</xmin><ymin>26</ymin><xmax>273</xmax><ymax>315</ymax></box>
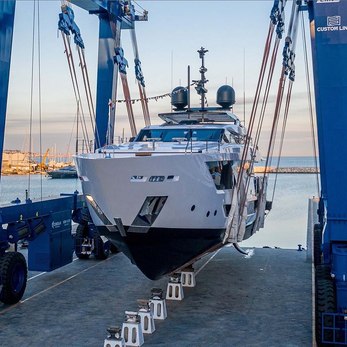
<box><xmin>0</xmin><ymin>175</ymin><xmax>81</xmax><ymax>205</ymax></box>
<box><xmin>242</xmin><ymin>173</ymin><xmax>318</xmax><ymax>249</ymax></box>
<box><xmin>0</xmin><ymin>157</ymin><xmax>319</xmax><ymax>249</ymax></box>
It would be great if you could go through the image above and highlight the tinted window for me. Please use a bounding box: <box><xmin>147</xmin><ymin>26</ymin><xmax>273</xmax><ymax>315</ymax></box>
<box><xmin>135</xmin><ymin>129</ymin><xmax>224</xmax><ymax>142</ymax></box>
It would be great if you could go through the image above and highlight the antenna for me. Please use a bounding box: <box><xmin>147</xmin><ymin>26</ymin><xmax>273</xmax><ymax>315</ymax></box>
<box><xmin>243</xmin><ymin>47</ymin><xmax>246</xmax><ymax>125</ymax></box>
<box><xmin>193</xmin><ymin>47</ymin><xmax>209</xmax><ymax>111</ymax></box>
<box><xmin>187</xmin><ymin>65</ymin><xmax>191</xmax><ymax>115</ymax></box>
<box><xmin>170</xmin><ymin>50</ymin><xmax>174</xmax><ymax>112</ymax></box>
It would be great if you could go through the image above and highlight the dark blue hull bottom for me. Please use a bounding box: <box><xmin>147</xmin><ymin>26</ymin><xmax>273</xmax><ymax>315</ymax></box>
<box><xmin>98</xmin><ymin>226</ymin><xmax>226</xmax><ymax>280</ymax></box>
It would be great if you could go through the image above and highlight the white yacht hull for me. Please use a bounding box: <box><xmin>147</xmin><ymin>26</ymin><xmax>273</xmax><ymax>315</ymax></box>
<box><xmin>75</xmin><ymin>150</ymin><xmax>261</xmax><ymax>279</ymax></box>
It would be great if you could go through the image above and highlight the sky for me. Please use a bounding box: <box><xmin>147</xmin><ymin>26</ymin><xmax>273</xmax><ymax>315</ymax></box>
<box><xmin>4</xmin><ymin>0</ymin><xmax>317</xmax><ymax>156</ymax></box>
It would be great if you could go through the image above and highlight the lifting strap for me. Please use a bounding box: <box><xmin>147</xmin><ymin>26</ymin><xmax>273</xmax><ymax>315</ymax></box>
<box><xmin>58</xmin><ymin>2</ymin><xmax>99</xmax><ymax>152</ymax></box>
<box><xmin>130</xmin><ymin>28</ymin><xmax>151</xmax><ymax>126</ymax></box>
<box><xmin>114</xmin><ymin>47</ymin><xmax>137</xmax><ymax>137</ymax></box>
<box><xmin>301</xmin><ymin>11</ymin><xmax>320</xmax><ymax>197</ymax></box>
<box><xmin>60</xmin><ymin>32</ymin><xmax>90</xmax><ymax>151</ymax></box>
<box><xmin>263</xmin><ymin>0</ymin><xmax>300</xmax><ymax>203</ymax></box>
<box><xmin>225</xmin><ymin>0</ymin><xmax>289</xmax><ymax>243</ymax></box>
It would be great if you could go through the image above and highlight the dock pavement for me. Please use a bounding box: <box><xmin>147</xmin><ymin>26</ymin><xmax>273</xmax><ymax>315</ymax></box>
<box><xmin>0</xmin><ymin>247</ymin><xmax>312</xmax><ymax>347</ymax></box>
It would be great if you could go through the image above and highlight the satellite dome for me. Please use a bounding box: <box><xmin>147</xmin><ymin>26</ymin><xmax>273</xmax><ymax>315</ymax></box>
<box><xmin>171</xmin><ymin>87</ymin><xmax>188</xmax><ymax>110</ymax></box>
<box><xmin>216</xmin><ymin>85</ymin><xmax>235</xmax><ymax>109</ymax></box>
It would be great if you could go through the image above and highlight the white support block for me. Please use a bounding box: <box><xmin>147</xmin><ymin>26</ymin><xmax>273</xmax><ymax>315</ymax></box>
<box><xmin>149</xmin><ymin>288</ymin><xmax>167</xmax><ymax>320</ymax></box>
<box><xmin>166</xmin><ymin>274</ymin><xmax>184</xmax><ymax>301</ymax></box>
<box><xmin>137</xmin><ymin>300</ymin><xmax>156</xmax><ymax>334</ymax></box>
<box><xmin>181</xmin><ymin>267</ymin><xmax>196</xmax><ymax>287</ymax></box>
<box><xmin>149</xmin><ymin>298</ymin><xmax>167</xmax><ymax>320</ymax></box>
<box><xmin>121</xmin><ymin>311</ymin><xmax>144</xmax><ymax>347</ymax></box>
<box><xmin>103</xmin><ymin>327</ymin><xmax>125</xmax><ymax>347</ymax></box>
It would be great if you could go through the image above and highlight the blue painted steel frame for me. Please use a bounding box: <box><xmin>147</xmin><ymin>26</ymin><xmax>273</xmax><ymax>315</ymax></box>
<box><xmin>94</xmin><ymin>13</ymin><xmax>116</xmax><ymax>148</ymax></box>
<box><xmin>322</xmin><ymin>313</ymin><xmax>347</xmax><ymax>345</ymax></box>
<box><xmin>308</xmin><ymin>0</ymin><xmax>347</xmax><ymax>310</ymax></box>
<box><xmin>0</xmin><ymin>0</ymin><xmax>16</xmax><ymax>180</ymax></box>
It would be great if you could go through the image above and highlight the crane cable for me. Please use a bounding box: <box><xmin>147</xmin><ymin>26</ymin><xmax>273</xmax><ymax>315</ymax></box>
<box><xmin>265</xmin><ymin>1</ymin><xmax>301</xmax><ymax>203</ymax></box>
<box><xmin>227</xmin><ymin>0</ymin><xmax>299</xmax><ymax>242</ymax></box>
<box><xmin>237</xmin><ymin>22</ymin><xmax>275</xmax><ymax>179</ymax></box>
<box><xmin>301</xmin><ymin>11</ymin><xmax>320</xmax><ymax>197</ymax></box>
<box><xmin>236</xmin><ymin>34</ymin><xmax>282</xmax><ymax>234</ymax></box>
<box><xmin>271</xmin><ymin>81</ymin><xmax>293</xmax><ymax>202</ymax></box>
<box><xmin>75</xmin><ymin>35</ymin><xmax>101</xmax><ymax>148</ymax></box>
<box><xmin>262</xmin><ymin>0</ymin><xmax>298</xmax><ymax>174</ymax></box>
<box><xmin>236</xmin><ymin>27</ymin><xmax>282</xmax><ymax>220</ymax></box>
<box><xmin>77</xmin><ymin>46</ymin><xmax>100</xmax><ymax>147</ymax></box>
<box><xmin>28</xmin><ymin>0</ymin><xmax>37</xmax><ymax>200</ymax></box>
<box><xmin>232</xmin><ymin>22</ymin><xmax>276</xmax><ymax>212</ymax></box>
<box><xmin>61</xmin><ymin>33</ymin><xmax>90</xmax><ymax>151</ymax></box>
<box><xmin>37</xmin><ymin>0</ymin><xmax>43</xmax><ymax>200</ymax></box>
<box><xmin>110</xmin><ymin>17</ymin><xmax>137</xmax><ymax>138</ymax></box>
<box><xmin>27</xmin><ymin>0</ymin><xmax>45</xmax><ymax>201</ymax></box>
<box><xmin>225</xmin><ymin>20</ymin><xmax>277</xmax><ymax>241</ymax></box>
<box><xmin>237</xmin><ymin>0</ymin><xmax>288</xmax><ymax>178</ymax></box>
<box><xmin>60</xmin><ymin>0</ymin><xmax>97</xmax><ymax>152</ymax></box>
<box><xmin>65</xmin><ymin>102</ymin><xmax>78</xmax><ymax>157</ymax></box>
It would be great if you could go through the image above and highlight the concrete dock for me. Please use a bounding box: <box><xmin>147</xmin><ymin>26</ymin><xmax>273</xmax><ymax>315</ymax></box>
<box><xmin>0</xmin><ymin>247</ymin><xmax>312</xmax><ymax>347</ymax></box>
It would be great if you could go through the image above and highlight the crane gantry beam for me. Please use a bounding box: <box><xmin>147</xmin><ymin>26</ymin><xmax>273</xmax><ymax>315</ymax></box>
<box><xmin>0</xmin><ymin>0</ymin><xmax>16</xmax><ymax>181</ymax></box>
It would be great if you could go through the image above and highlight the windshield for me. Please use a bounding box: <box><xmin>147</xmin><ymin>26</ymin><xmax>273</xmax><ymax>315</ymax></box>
<box><xmin>135</xmin><ymin>128</ymin><xmax>224</xmax><ymax>142</ymax></box>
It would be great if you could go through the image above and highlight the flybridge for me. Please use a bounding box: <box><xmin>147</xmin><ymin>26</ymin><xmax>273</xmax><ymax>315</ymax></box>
<box><xmin>158</xmin><ymin>111</ymin><xmax>240</xmax><ymax>125</ymax></box>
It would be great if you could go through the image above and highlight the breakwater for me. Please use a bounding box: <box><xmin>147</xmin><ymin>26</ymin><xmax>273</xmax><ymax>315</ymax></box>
<box><xmin>254</xmin><ymin>167</ymin><xmax>319</xmax><ymax>174</ymax></box>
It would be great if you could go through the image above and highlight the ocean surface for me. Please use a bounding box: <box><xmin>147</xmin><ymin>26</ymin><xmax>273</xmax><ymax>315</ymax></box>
<box><xmin>0</xmin><ymin>156</ymin><xmax>319</xmax><ymax>250</ymax></box>
<box><xmin>256</xmin><ymin>155</ymin><xmax>318</xmax><ymax>168</ymax></box>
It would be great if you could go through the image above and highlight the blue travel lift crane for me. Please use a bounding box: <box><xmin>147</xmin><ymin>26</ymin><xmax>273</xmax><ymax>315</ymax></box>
<box><xmin>0</xmin><ymin>1</ymin><xmax>346</xmax><ymax>344</ymax></box>
<box><xmin>0</xmin><ymin>0</ymin><xmax>146</xmax><ymax>305</ymax></box>
<box><xmin>307</xmin><ymin>1</ymin><xmax>347</xmax><ymax>345</ymax></box>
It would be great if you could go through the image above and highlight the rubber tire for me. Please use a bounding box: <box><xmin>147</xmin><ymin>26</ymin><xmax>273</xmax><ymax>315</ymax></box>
<box><xmin>315</xmin><ymin>265</ymin><xmax>331</xmax><ymax>282</ymax></box>
<box><xmin>75</xmin><ymin>224</ymin><xmax>90</xmax><ymax>260</ymax></box>
<box><xmin>94</xmin><ymin>231</ymin><xmax>110</xmax><ymax>260</ymax></box>
<box><xmin>0</xmin><ymin>252</ymin><xmax>27</xmax><ymax>305</ymax></box>
<box><xmin>315</xmin><ymin>277</ymin><xmax>336</xmax><ymax>346</ymax></box>
<box><xmin>314</xmin><ymin>224</ymin><xmax>322</xmax><ymax>267</ymax></box>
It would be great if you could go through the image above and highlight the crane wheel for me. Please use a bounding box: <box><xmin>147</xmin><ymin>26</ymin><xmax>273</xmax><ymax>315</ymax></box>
<box><xmin>75</xmin><ymin>224</ymin><xmax>91</xmax><ymax>259</ymax></box>
<box><xmin>315</xmin><ymin>277</ymin><xmax>336</xmax><ymax>346</ymax></box>
<box><xmin>315</xmin><ymin>265</ymin><xmax>331</xmax><ymax>281</ymax></box>
<box><xmin>0</xmin><ymin>252</ymin><xmax>27</xmax><ymax>305</ymax></box>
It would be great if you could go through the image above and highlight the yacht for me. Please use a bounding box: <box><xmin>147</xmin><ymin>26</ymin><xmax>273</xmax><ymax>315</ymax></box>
<box><xmin>74</xmin><ymin>49</ymin><xmax>269</xmax><ymax>280</ymax></box>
